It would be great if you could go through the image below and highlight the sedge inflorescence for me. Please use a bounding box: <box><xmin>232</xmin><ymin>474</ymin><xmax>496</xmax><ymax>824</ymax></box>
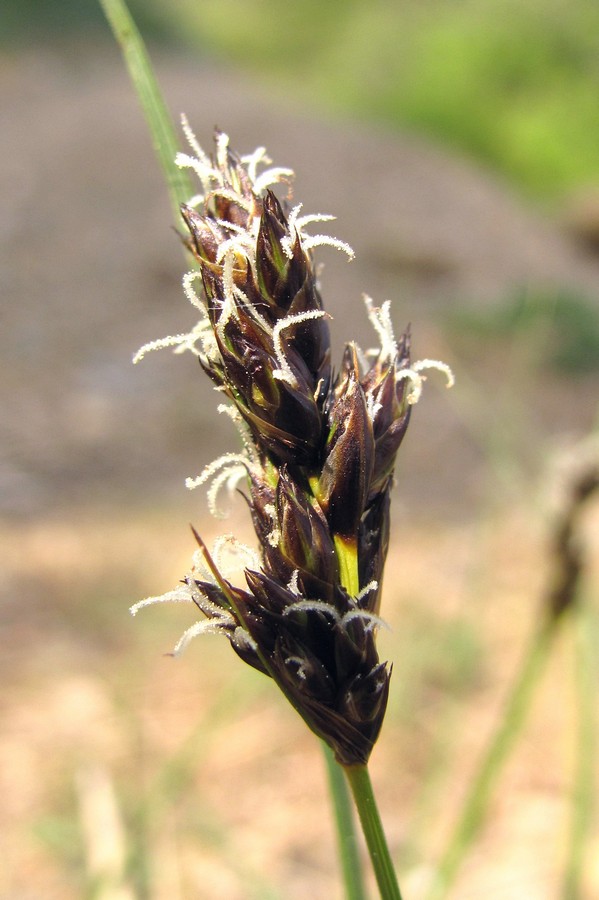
<box><xmin>132</xmin><ymin>119</ymin><xmax>453</xmax><ymax>765</ymax></box>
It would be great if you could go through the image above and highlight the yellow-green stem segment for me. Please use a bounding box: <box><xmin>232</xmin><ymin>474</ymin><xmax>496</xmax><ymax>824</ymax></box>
<box><xmin>334</xmin><ymin>534</ymin><xmax>360</xmax><ymax>597</ymax></box>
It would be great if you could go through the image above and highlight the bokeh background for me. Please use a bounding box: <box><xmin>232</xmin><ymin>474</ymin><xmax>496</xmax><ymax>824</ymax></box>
<box><xmin>2</xmin><ymin>1</ymin><xmax>599</xmax><ymax>897</ymax></box>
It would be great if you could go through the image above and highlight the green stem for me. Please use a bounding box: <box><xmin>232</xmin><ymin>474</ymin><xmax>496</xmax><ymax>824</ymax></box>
<box><xmin>425</xmin><ymin>619</ymin><xmax>557</xmax><ymax>900</ymax></box>
<box><xmin>322</xmin><ymin>743</ymin><xmax>367</xmax><ymax>900</ymax></box>
<box><xmin>345</xmin><ymin>764</ymin><xmax>403</xmax><ymax>900</ymax></box>
<box><xmin>99</xmin><ymin>0</ymin><xmax>193</xmax><ymax>223</ymax></box>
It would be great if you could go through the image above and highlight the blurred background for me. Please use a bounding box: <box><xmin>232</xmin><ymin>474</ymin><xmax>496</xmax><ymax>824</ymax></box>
<box><xmin>2</xmin><ymin>1</ymin><xmax>599</xmax><ymax>897</ymax></box>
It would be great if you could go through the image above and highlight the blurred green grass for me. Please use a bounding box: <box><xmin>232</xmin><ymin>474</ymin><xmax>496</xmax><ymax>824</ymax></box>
<box><xmin>4</xmin><ymin>0</ymin><xmax>599</xmax><ymax>201</ymax></box>
<box><xmin>447</xmin><ymin>288</ymin><xmax>599</xmax><ymax>374</ymax></box>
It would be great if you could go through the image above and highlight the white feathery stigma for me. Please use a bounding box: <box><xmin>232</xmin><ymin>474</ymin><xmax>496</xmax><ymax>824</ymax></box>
<box><xmin>215</xmin><ymin>130</ymin><xmax>230</xmax><ymax>171</ymax></box>
<box><xmin>182</xmin><ymin>269</ymin><xmax>207</xmax><ymax>312</ymax></box>
<box><xmin>252</xmin><ymin>166</ymin><xmax>294</xmax><ymax>195</ymax></box>
<box><xmin>133</xmin><ymin>317</ymin><xmax>214</xmax><ymax>364</ymax></box>
<box><xmin>171</xmin><ymin>617</ymin><xmax>233</xmax><ymax>656</ymax></box>
<box><xmin>356</xmin><ymin>580</ymin><xmax>379</xmax><ymax>605</ymax></box>
<box><xmin>396</xmin><ymin>359</ymin><xmax>455</xmax><ymax>405</ymax></box>
<box><xmin>231</xmin><ymin>626</ymin><xmax>258</xmax><ymax>651</ymax></box>
<box><xmin>131</xmin><ymin>563</ymin><xmax>253</xmax><ymax>658</ymax></box>
<box><xmin>364</xmin><ymin>295</ymin><xmax>397</xmax><ymax>363</ymax></box>
<box><xmin>180</xmin><ymin>113</ymin><xmax>209</xmax><ymax>163</ymax></box>
<box><xmin>280</xmin><ymin>597</ymin><xmax>390</xmax><ymax>634</ymax></box>
<box><xmin>204</xmin><ymin>467</ymin><xmax>246</xmax><ymax>518</ymax></box>
<box><xmin>186</xmin><ymin>452</ymin><xmax>256</xmax><ymax>517</ymax></box>
<box><xmin>130</xmin><ymin>585</ymin><xmax>195</xmax><ymax>616</ymax></box>
<box><xmin>241</xmin><ymin>145</ymin><xmax>270</xmax><ymax>183</ymax></box>
<box><xmin>301</xmin><ymin>234</ymin><xmax>355</xmax><ymax>259</ymax></box>
<box><xmin>175</xmin><ymin>151</ymin><xmax>218</xmax><ymax>194</ymax></box>
<box><xmin>263</xmin><ymin>502</ymin><xmax>281</xmax><ymax>548</ymax></box>
<box><xmin>414</xmin><ymin>359</ymin><xmax>455</xmax><ymax>386</ymax></box>
<box><xmin>285</xmin><ymin>655</ymin><xmax>309</xmax><ymax>680</ymax></box>
<box><xmin>363</xmin><ymin>295</ymin><xmax>454</xmax><ymax>404</ymax></box>
<box><xmin>211</xmin><ymin>533</ymin><xmax>262</xmax><ymax>575</ymax></box>
<box><xmin>217</xmin><ymin>403</ymin><xmax>258</xmax><ymax>460</ymax></box>
<box><xmin>340</xmin><ymin>609</ymin><xmax>389</xmax><ymax>633</ymax></box>
<box><xmin>272</xmin><ymin>309</ymin><xmax>328</xmax><ymax>385</ymax></box>
<box><xmin>280</xmin><ymin>204</ymin><xmax>347</xmax><ymax>260</ymax></box>
<box><xmin>287</xmin><ymin>569</ymin><xmax>301</xmax><ymax>596</ymax></box>
<box><xmin>283</xmin><ymin>599</ymin><xmax>340</xmax><ymax>620</ymax></box>
<box><xmin>133</xmin><ymin>333</ymin><xmax>193</xmax><ymax>364</ymax></box>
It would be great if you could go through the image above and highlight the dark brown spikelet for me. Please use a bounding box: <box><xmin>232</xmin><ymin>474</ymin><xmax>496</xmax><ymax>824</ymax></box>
<box><xmin>135</xmin><ymin>128</ymin><xmax>452</xmax><ymax>765</ymax></box>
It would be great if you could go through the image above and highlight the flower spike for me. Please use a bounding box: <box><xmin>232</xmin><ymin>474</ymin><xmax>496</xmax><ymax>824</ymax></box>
<box><xmin>134</xmin><ymin>124</ymin><xmax>453</xmax><ymax>765</ymax></box>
